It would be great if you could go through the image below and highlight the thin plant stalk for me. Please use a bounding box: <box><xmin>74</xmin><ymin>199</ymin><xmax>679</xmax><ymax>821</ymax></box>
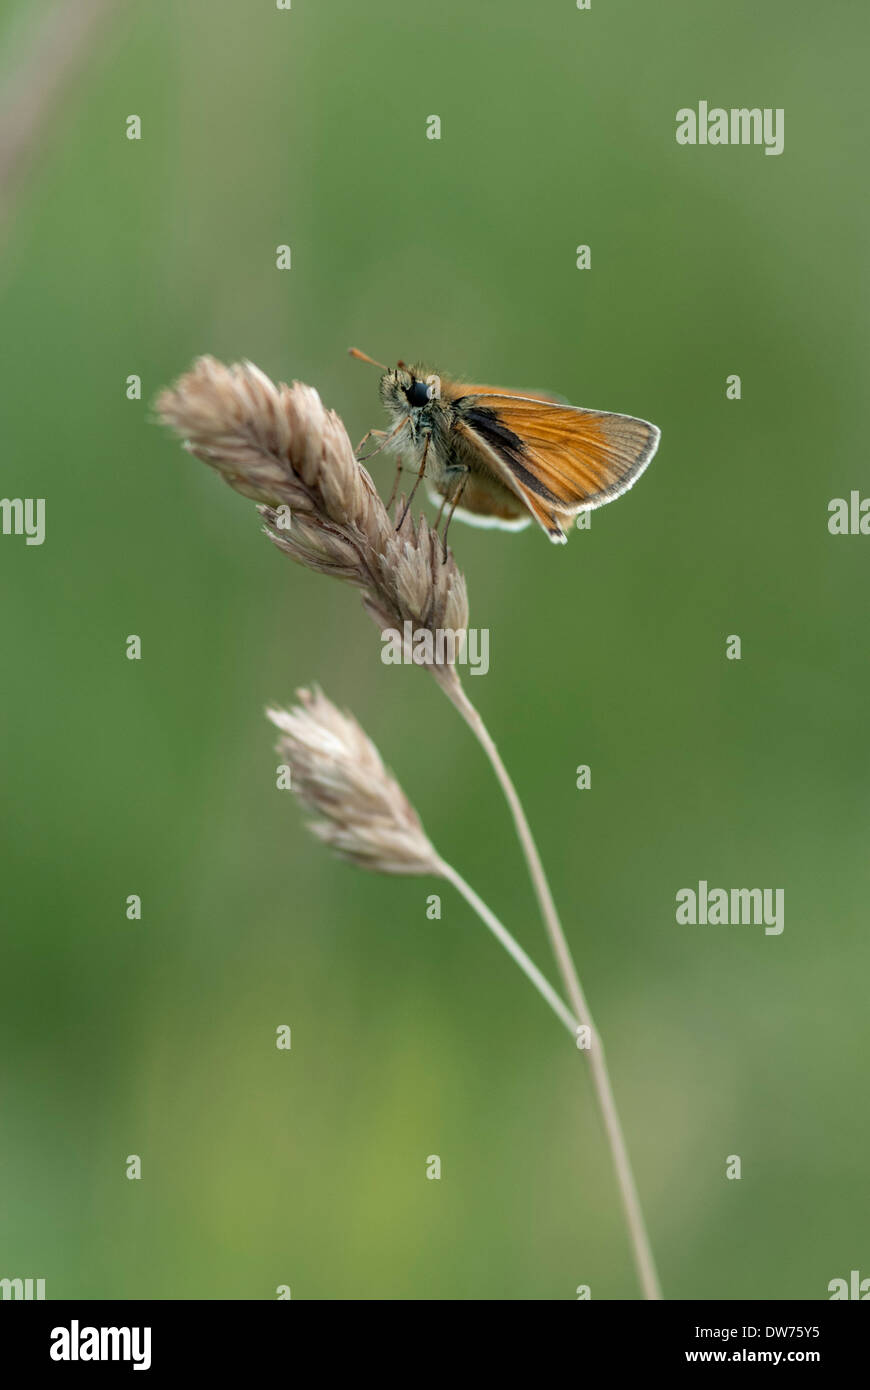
<box><xmin>445</xmin><ymin>680</ymin><xmax>663</xmax><ymax>1302</ymax></box>
<box><xmin>436</xmin><ymin>857</ymin><xmax>579</xmax><ymax>1038</ymax></box>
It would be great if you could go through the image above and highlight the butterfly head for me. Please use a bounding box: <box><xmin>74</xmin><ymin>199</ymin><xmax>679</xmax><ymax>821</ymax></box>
<box><xmin>380</xmin><ymin>363</ymin><xmax>442</xmax><ymax>419</ymax></box>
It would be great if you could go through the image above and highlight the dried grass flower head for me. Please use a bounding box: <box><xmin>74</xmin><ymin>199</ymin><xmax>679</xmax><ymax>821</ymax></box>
<box><xmin>157</xmin><ymin>357</ymin><xmax>468</xmax><ymax>688</ymax></box>
<box><xmin>266</xmin><ymin>689</ymin><xmax>582</xmax><ymax>1042</ymax></box>
<box><xmin>267</xmin><ymin>688</ymin><xmax>441</xmax><ymax>877</ymax></box>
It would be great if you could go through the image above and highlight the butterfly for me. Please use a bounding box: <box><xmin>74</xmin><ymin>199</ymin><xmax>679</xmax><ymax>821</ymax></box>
<box><xmin>350</xmin><ymin>348</ymin><xmax>660</xmax><ymax>544</ymax></box>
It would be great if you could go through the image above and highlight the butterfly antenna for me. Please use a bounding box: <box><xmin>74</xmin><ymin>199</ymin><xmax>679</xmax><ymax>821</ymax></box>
<box><xmin>348</xmin><ymin>347</ymin><xmax>389</xmax><ymax>370</ymax></box>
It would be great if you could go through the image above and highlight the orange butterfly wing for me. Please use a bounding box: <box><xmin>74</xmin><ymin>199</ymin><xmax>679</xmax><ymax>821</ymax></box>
<box><xmin>450</xmin><ymin>386</ymin><xmax>660</xmax><ymax>544</ymax></box>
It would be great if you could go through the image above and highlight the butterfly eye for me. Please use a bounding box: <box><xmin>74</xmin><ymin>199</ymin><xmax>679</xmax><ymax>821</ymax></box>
<box><xmin>404</xmin><ymin>380</ymin><xmax>431</xmax><ymax>408</ymax></box>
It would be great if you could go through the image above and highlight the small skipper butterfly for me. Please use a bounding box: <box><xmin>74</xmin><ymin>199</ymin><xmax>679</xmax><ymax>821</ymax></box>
<box><xmin>350</xmin><ymin>348</ymin><xmax>660</xmax><ymax>545</ymax></box>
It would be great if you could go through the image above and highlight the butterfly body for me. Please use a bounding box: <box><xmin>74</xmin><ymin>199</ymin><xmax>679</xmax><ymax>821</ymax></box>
<box><xmin>378</xmin><ymin>365</ymin><xmax>529</xmax><ymax>527</ymax></box>
<box><xmin>360</xmin><ymin>353</ymin><xmax>660</xmax><ymax>544</ymax></box>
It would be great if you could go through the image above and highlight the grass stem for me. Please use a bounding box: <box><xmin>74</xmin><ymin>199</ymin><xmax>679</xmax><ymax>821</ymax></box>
<box><xmin>445</xmin><ymin>681</ymin><xmax>663</xmax><ymax>1302</ymax></box>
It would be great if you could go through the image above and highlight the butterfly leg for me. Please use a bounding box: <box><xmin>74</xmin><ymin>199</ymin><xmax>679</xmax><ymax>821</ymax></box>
<box><xmin>357</xmin><ymin>414</ymin><xmax>413</xmax><ymax>462</ymax></box>
<box><xmin>396</xmin><ymin>434</ymin><xmax>430</xmax><ymax>529</ymax></box>
<box><xmin>386</xmin><ymin>456</ymin><xmax>405</xmax><ymax>510</ymax></box>
<box><xmin>433</xmin><ymin>468</ymin><xmax>464</xmax><ymax>531</ymax></box>
<box><xmin>355</xmin><ymin>427</ymin><xmax>387</xmax><ymax>459</ymax></box>
<box><xmin>433</xmin><ymin>488</ymin><xmax>451</xmax><ymax>532</ymax></box>
<box><xmin>441</xmin><ymin>468</ymin><xmax>469</xmax><ymax>561</ymax></box>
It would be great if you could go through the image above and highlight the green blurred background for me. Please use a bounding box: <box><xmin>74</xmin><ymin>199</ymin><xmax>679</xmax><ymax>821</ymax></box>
<box><xmin>1</xmin><ymin>0</ymin><xmax>867</xmax><ymax>1300</ymax></box>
